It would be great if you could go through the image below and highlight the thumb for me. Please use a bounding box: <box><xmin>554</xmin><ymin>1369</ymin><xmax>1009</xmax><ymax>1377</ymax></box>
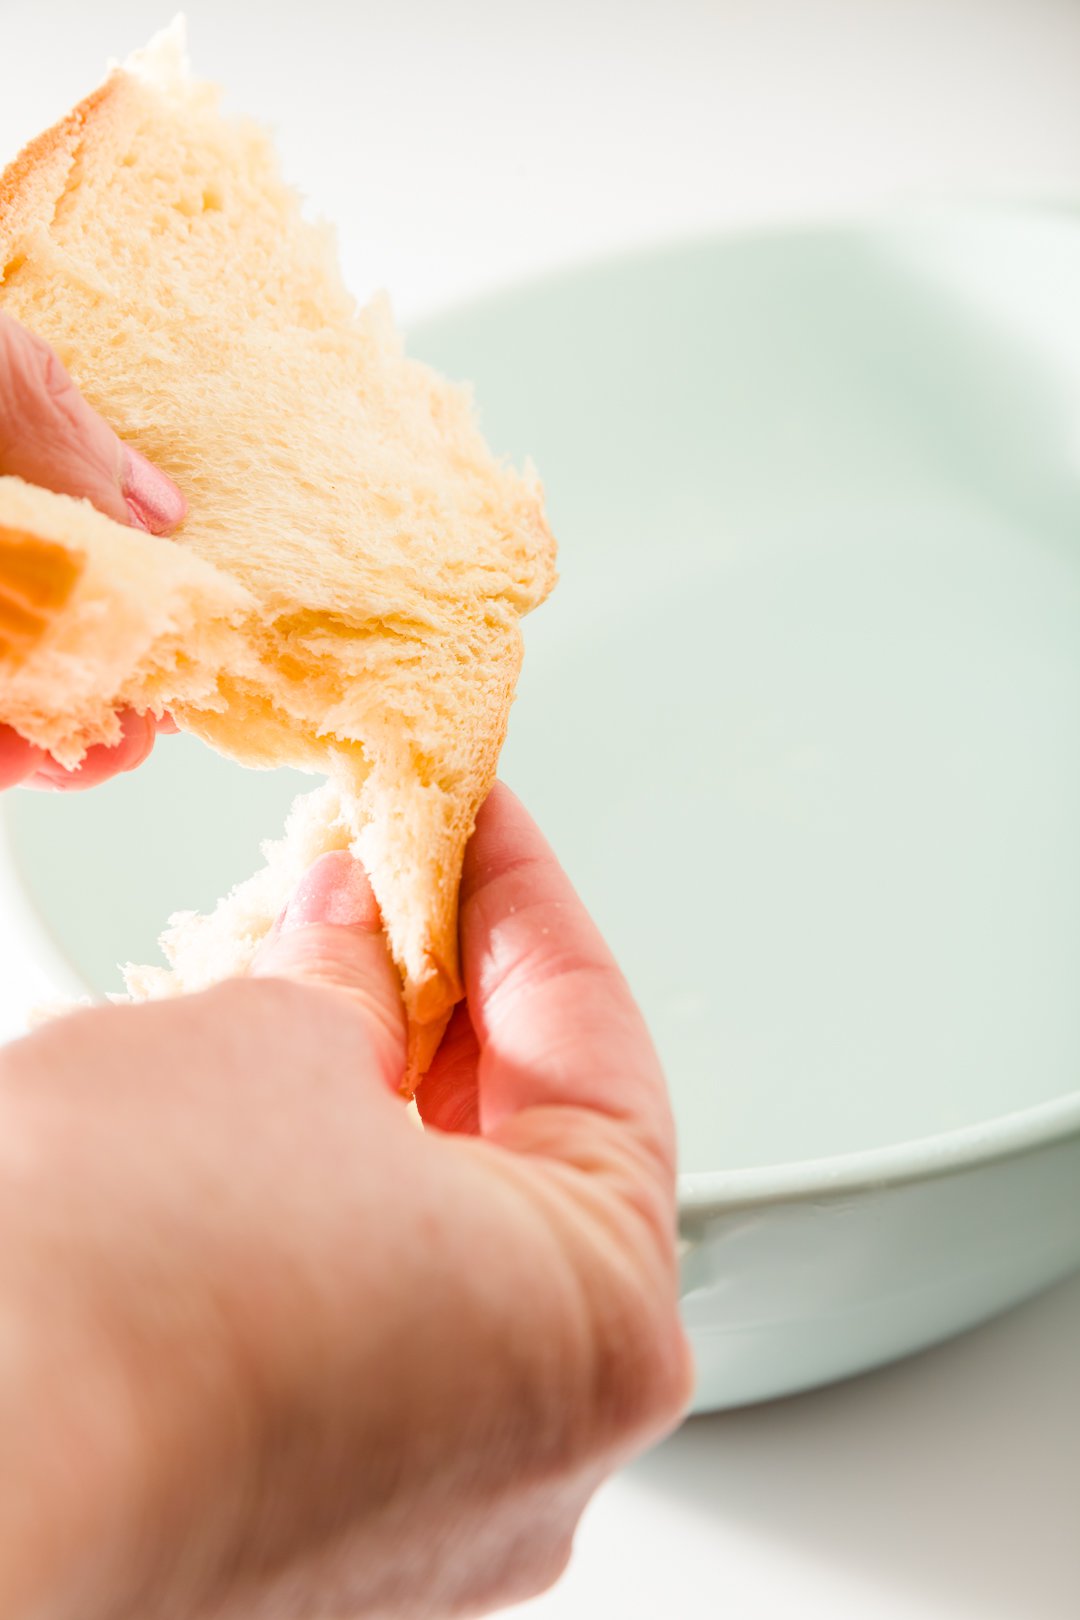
<box><xmin>251</xmin><ymin>850</ymin><xmax>407</xmax><ymax>1092</ymax></box>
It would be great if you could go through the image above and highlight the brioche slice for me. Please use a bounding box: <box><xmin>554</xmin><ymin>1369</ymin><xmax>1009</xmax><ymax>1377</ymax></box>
<box><xmin>0</xmin><ymin>22</ymin><xmax>555</xmax><ymax>1075</ymax></box>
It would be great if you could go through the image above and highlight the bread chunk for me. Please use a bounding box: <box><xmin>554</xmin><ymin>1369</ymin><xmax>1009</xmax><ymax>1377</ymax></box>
<box><xmin>0</xmin><ymin>23</ymin><xmax>556</xmax><ymax>1076</ymax></box>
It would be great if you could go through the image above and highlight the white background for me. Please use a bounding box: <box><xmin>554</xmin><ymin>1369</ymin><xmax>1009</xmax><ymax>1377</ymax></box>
<box><xmin>1</xmin><ymin>1</ymin><xmax>1079</xmax><ymax>1615</ymax></box>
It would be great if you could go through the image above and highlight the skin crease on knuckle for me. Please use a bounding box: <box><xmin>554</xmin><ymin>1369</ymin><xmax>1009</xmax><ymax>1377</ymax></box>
<box><xmin>492</xmin><ymin>1100</ymin><xmax>678</xmax><ymax>1268</ymax></box>
<box><xmin>427</xmin><ymin>1131</ymin><xmax>688</xmax><ymax>1500</ymax></box>
<box><xmin>511</xmin><ymin>1147</ymin><xmax>691</xmax><ymax>1448</ymax></box>
<box><xmin>1</xmin><ymin>321</ymin><xmax>108</xmax><ymax>493</ymax></box>
<box><xmin>196</xmin><ymin>1478</ymin><xmax>583</xmax><ymax>1620</ymax></box>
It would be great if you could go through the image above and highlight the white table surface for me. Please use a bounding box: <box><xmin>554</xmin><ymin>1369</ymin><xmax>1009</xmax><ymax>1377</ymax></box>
<box><xmin>2</xmin><ymin>1</ymin><xmax>1079</xmax><ymax>1614</ymax></box>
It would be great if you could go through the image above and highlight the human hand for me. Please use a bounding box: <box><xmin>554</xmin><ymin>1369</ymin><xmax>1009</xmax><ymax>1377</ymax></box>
<box><xmin>0</xmin><ymin>785</ymin><xmax>691</xmax><ymax>1620</ymax></box>
<box><xmin>0</xmin><ymin>311</ymin><xmax>186</xmax><ymax>788</ymax></box>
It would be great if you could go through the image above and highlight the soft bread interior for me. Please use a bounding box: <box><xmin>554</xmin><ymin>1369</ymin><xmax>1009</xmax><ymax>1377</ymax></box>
<box><xmin>0</xmin><ymin>23</ymin><xmax>555</xmax><ymax>1073</ymax></box>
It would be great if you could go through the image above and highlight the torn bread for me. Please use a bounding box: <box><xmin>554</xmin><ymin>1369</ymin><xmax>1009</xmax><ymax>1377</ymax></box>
<box><xmin>0</xmin><ymin>22</ymin><xmax>555</xmax><ymax>1076</ymax></box>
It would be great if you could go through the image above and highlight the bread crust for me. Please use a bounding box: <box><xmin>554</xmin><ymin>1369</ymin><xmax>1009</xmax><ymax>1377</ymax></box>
<box><xmin>0</xmin><ymin>80</ymin><xmax>119</xmax><ymax>270</ymax></box>
<box><xmin>0</xmin><ymin>53</ymin><xmax>555</xmax><ymax>1084</ymax></box>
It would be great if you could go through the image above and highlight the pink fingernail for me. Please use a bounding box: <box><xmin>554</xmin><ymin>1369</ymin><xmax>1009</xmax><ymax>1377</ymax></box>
<box><xmin>279</xmin><ymin>850</ymin><xmax>382</xmax><ymax>935</ymax></box>
<box><xmin>121</xmin><ymin>444</ymin><xmax>188</xmax><ymax>534</ymax></box>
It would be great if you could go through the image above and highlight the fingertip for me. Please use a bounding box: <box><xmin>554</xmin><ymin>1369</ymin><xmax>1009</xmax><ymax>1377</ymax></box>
<box><xmin>0</xmin><ymin>725</ymin><xmax>47</xmax><ymax>790</ymax></box>
<box><xmin>115</xmin><ymin>709</ymin><xmax>157</xmax><ymax>773</ymax></box>
<box><xmin>120</xmin><ymin>444</ymin><xmax>187</xmax><ymax>535</ymax></box>
<box><xmin>278</xmin><ymin>849</ymin><xmax>383</xmax><ymax>935</ymax></box>
<box><xmin>30</xmin><ymin>709</ymin><xmax>156</xmax><ymax>791</ymax></box>
<box><xmin>252</xmin><ymin>851</ymin><xmax>407</xmax><ymax>1092</ymax></box>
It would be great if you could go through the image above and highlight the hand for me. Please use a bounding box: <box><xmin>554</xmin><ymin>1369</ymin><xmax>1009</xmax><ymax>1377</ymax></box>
<box><xmin>0</xmin><ymin>311</ymin><xmax>186</xmax><ymax>789</ymax></box>
<box><xmin>0</xmin><ymin>785</ymin><xmax>691</xmax><ymax>1620</ymax></box>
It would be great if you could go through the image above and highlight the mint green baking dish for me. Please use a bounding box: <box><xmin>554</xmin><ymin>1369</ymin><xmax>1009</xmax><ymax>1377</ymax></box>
<box><xmin>5</xmin><ymin>213</ymin><xmax>1080</xmax><ymax>1410</ymax></box>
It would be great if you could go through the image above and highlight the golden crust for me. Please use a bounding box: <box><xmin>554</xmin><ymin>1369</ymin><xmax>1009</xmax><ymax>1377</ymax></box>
<box><xmin>0</xmin><ymin>57</ymin><xmax>557</xmax><ymax>1082</ymax></box>
<box><xmin>0</xmin><ymin>80</ymin><xmax>120</xmax><ymax>271</ymax></box>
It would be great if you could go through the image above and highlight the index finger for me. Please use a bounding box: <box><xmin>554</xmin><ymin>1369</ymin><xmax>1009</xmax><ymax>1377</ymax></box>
<box><xmin>23</xmin><ymin>709</ymin><xmax>157</xmax><ymax>790</ymax></box>
<box><xmin>0</xmin><ymin>312</ymin><xmax>186</xmax><ymax>534</ymax></box>
<box><xmin>459</xmin><ymin>784</ymin><xmax>677</xmax><ymax>1184</ymax></box>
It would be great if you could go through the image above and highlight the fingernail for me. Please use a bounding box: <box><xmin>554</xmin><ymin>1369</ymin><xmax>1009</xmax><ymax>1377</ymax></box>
<box><xmin>121</xmin><ymin>444</ymin><xmax>188</xmax><ymax>534</ymax></box>
<box><xmin>279</xmin><ymin>850</ymin><xmax>382</xmax><ymax>935</ymax></box>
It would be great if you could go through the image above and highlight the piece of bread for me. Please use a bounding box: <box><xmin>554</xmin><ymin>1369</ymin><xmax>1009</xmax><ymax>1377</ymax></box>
<box><xmin>0</xmin><ymin>22</ymin><xmax>555</xmax><ymax>1077</ymax></box>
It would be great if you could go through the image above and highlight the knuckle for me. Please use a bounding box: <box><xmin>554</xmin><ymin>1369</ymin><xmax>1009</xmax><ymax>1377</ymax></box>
<box><xmin>600</xmin><ymin>1305</ymin><xmax>693</xmax><ymax>1444</ymax></box>
<box><xmin>205</xmin><ymin>973</ymin><xmax>334</xmax><ymax>1032</ymax></box>
<box><xmin>452</xmin><ymin>1517</ymin><xmax>578</xmax><ymax>1616</ymax></box>
<box><xmin>40</xmin><ymin>344</ymin><xmax>76</xmax><ymax>403</ymax></box>
<box><xmin>503</xmin><ymin>1526</ymin><xmax>576</xmax><ymax>1609</ymax></box>
<box><xmin>642</xmin><ymin>1315</ymin><xmax>696</xmax><ymax>1431</ymax></box>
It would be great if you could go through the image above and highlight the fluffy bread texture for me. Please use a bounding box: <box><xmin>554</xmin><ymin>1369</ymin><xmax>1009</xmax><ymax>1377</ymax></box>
<box><xmin>0</xmin><ymin>23</ymin><xmax>555</xmax><ymax>1074</ymax></box>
